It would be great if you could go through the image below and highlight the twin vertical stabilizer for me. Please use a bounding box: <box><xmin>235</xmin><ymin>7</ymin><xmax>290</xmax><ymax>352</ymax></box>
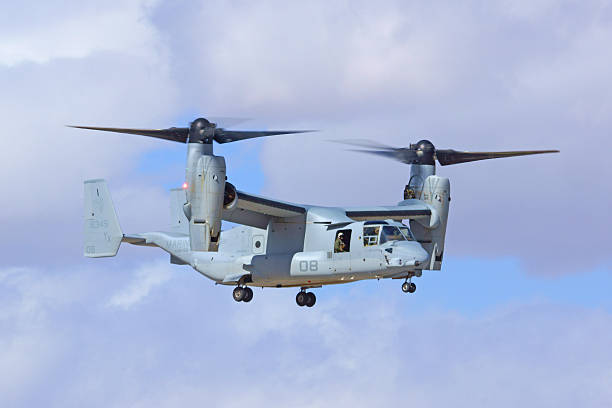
<box><xmin>83</xmin><ymin>179</ymin><xmax>123</xmax><ymax>257</ymax></box>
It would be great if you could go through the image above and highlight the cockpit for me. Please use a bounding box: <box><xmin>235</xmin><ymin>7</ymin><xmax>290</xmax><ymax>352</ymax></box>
<box><xmin>363</xmin><ymin>221</ymin><xmax>414</xmax><ymax>247</ymax></box>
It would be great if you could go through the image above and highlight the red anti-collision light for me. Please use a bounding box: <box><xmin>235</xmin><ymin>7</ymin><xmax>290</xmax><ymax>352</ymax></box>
<box><xmin>182</xmin><ymin>182</ymin><xmax>188</xmax><ymax>189</ymax></box>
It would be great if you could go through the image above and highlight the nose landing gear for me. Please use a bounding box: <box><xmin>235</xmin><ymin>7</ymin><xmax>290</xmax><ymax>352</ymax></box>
<box><xmin>296</xmin><ymin>290</ymin><xmax>316</xmax><ymax>307</ymax></box>
<box><xmin>233</xmin><ymin>286</ymin><xmax>254</xmax><ymax>302</ymax></box>
<box><xmin>401</xmin><ymin>280</ymin><xmax>416</xmax><ymax>294</ymax></box>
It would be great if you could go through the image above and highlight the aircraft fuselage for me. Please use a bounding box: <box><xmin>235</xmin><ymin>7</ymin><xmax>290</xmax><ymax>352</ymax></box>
<box><xmin>179</xmin><ymin>212</ymin><xmax>430</xmax><ymax>288</ymax></box>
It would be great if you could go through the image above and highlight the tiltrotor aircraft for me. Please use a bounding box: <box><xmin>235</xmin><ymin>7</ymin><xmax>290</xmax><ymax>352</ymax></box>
<box><xmin>74</xmin><ymin>118</ymin><xmax>558</xmax><ymax>307</ymax></box>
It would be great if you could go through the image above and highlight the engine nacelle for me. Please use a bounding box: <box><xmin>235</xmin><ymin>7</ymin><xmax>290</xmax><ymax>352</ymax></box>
<box><xmin>409</xmin><ymin>175</ymin><xmax>450</xmax><ymax>270</ymax></box>
<box><xmin>187</xmin><ymin>154</ymin><xmax>226</xmax><ymax>252</ymax></box>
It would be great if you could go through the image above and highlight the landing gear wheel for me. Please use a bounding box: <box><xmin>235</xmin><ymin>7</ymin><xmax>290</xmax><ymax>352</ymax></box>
<box><xmin>233</xmin><ymin>287</ymin><xmax>246</xmax><ymax>302</ymax></box>
<box><xmin>296</xmin><ymin>291</ymin><xmax>307</xmax><ymax>306</ymax></box>
<box><xmin>305</xmin><ymin>292</ymin><xmax>316</xmax><ymax>307</ymax></box>
<box><xmin>402</xmin><ymin>281</ymin><xmax>417</xmax><ymax>293</ymax></box>
<box><xmin>242</xmin><ymin>287</ymin><xmax>253</xmax><ymax>302</ymax></box>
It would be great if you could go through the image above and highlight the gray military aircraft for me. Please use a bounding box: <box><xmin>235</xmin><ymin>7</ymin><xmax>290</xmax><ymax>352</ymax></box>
<box><xmin>74</xmin><ymin>118</ymin><xmax>558</xmax><ymax>307</ymax></box>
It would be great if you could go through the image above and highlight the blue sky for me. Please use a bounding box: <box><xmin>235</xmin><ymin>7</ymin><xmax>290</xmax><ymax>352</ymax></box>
<box><xmin>1</xmin><ymin>1</ymin><xmax>611</xmax><ymax>406</ymax></box>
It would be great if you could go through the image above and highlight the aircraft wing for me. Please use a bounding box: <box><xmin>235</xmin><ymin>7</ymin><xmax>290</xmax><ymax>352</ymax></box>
<box><xmin>223</xmin><ymin>193</ymin><xmax>431</xmax><ymax>227</ymax></box>
<box><xmin>223</xmin><ymin>191</ymin><xmax>308</xmax><ymax>229</ymax></box>
<box><xmin>344</xmin><ymin>200</ymin><xmax>431</xmax><ymax>221</ymax></box>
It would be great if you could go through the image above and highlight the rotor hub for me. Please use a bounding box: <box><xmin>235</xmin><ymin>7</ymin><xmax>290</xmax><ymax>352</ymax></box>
<box><xmin>189</xmin><ymin>118</ymin><xmax>216</xmax><ymax>143</ymax></box>
<box><xmin>413</xmin><ymin>139</ymin><xmax>436</xmax><ymax>165</ymax></box>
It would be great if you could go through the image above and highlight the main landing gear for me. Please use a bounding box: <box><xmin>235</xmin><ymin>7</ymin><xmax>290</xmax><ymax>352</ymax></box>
<box><xmin>233</xmin><ymin>286</ymin><xmax>253</xmax><ymax>303</ymax></box>
<box><xmin>401</xmin><ymin>280</ymin><xmax>416</xmax><ymax>294</ymax></box>
<box><xmin>296</xmin><ymin>290</ymin><xmax>316</xmax><ymax>307</ymax></box>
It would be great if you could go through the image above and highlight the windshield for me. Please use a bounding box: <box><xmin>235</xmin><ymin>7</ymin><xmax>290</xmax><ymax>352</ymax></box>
<box><xmin>379</xmin><ymin>226</ymin><xmax>407</xmax><ymax>244</ymax></box>
<box><xmin>398</xmin><ymin>226</ymin><xmax>414</xmax><ymax>241</ymax></box>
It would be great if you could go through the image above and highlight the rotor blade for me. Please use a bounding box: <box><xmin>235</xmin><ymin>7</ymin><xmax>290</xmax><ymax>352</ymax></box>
<box><xmin>349</xmin><ymin>148</ymin><xmax>418</xmax><ymax>164</ymax></box>
<box><xmin>67</xmin><ymin>125</ymin><xmax>189</xmax><ymax>143</ymax></box>
<box><xmin>435</xmin><ymin>149</ymin><xmax>560</xmax><ymax>166</ymax></box>
<box><xmin>331</xmin><ymin>139</ymin><xmax>398</xmax><ymax>151</ymax></box>
<box><xmin>213</xmin><ymin>129</ymin><xmax>314</xmax><ymax>144</ymax></box>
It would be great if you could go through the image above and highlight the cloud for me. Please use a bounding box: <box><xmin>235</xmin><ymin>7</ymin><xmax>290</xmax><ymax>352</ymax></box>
<box><xmin>149</xmin><ymin>0</ymin><xmax>475</xmax><ymax>118</ymax></box>
<box><xmin>1</xmin><ymin>261</ymin><xmax>611</xmax><ymax>407</ymax></box>
<box><xmin>0</xmin><ymin>1</ymin><xmax>179</xmax><ymax>266</ymax></box>
<box><xmin>0</xmin><ymin>265</ymin><xmax>93</xmax><ymax>403</ymax></box>
<box><xmin>0</xmin><ymin>0</ymin><xmax>161</xmax><ymax>67</ymax></box>
<box><xmin>106</xmin><ymin>260</ymin><xmax>173</xmax><ymax>309</ymax></box>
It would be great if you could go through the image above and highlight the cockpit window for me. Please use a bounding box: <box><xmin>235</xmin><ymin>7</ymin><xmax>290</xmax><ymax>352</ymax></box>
<box><xmin>363</xmin><ymin>226</ymin><xmax>380</xmax><ymax>246</ymax></box>
<box><xmin>398</xmin><ymin>226</ymin><xmax>414</xmax><ymax>241</ymax></box>
<box><xmin>379</xmin><ymin>226</ymin><xmax>408</xmax><ymax>244</ymax></box>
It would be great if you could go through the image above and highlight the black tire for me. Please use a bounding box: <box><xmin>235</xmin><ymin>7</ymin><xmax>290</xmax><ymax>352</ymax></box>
<box><xmin>401</xmin><ymin>282</ymin><xmax>410</xmax><ymax>293</ymax></box>
<box><xmin>243</xmin><ymin>287</ymin><xmax>253</xmax><ymax>303</ymax></box>
<box><xmin>233</xmin><ymin>287</ymin><xmax>245</xmax><ymax>302</ymax></box>
<box><xmin>408</xmin><ymin>282</ymin><xmax>416</xmax><ymax>293</ymax></box>
<box><xmin>305</xmin><ymin>292</ymin><xmax>316</xmax><ymax>307</ymax></box>
<box><xmin>296</xmin><ymin>291</ymin><xmax>307</xmax><ymax>306</ymax></box>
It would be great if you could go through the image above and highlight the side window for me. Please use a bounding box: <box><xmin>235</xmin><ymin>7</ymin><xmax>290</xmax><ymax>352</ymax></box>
<box><xmin>363</xmin><ymin>226</ymin><xmax>380</xmax><ymax>246</ymax></box>
<box><xmin>334</xmin><ymin>229</ymin><xmax>352</xmax><ymax>253</ymax></box>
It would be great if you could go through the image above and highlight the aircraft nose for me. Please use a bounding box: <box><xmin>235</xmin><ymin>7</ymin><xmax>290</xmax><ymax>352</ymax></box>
<box><xmin>415</xmin><ymin>246</ymin><xmax>430</xmax><ymax>264</ymax></box>
<box><xmin>386</xmin><ymin>243</ymin><xmax>430</xmax><ymax>267</ymax></box>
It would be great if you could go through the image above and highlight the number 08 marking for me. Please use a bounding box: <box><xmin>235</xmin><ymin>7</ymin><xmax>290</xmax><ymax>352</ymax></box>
<box><xmin>299</xmin><ymin>260</ymin><xmax>318</xmax><ymax>272</ymax></box>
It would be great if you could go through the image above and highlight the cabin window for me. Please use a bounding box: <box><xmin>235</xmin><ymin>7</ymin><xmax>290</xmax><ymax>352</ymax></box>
<box><xmin>379</xmin><ymin>226</ymin><xmax>408</xmax><ymax>244</ymax></box>
<box><xmin>363</xmin><ymin>226</ymin><xmax>380</xmax><ymax>246</ymax></box>
<box><xmin>334</xmin><ymin>230</ymin><xmax>351</xmax><ymax>253</ymax></box>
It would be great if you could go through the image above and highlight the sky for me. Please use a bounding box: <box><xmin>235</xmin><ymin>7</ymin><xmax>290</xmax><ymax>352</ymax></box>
<box><xmin>1</xmin><ymin>0</ymin><xmax>611</xmax><ymax>406</ymax></box>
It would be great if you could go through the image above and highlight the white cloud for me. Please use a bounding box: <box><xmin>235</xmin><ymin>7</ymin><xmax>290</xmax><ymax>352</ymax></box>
<box><xmin>151</xmin><ymin>1</ymin><xmax>479</xmax><ymax>117</ymax></box>
<box><xmin>1</xmin><ymin>261</ymin><xmax>612</xmax><ymax>407</ymax></box>
<box><xmin>106</xmin><ymin>261</ymin><xmax>173</xmax><ymax>309</ymax></box>
<box><xmin>0</xmin><ymin>0</ymin><xmax>161</xmax><ymax>67</ymax></box>
<box><xmin>0</xmin><ymin>266</ymin><xmax>90</xmax><ymax>403</ymax></box>
<box><xmin>514</xmin><ymin>21</ymin><xmax>612</xmax><ymax>124</ymax></box>
<box><xmin>0</xmin><ymin>0</ymin><xmax>179</xmax><ymax>266</ymax></box>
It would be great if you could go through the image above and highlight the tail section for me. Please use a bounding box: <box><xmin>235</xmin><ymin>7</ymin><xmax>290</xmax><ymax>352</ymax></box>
<box><xmin>169</xmin><ymin>187</ymin><xmax>189</xmax><ymax>234</ymax></box>
<box><xmin>83</xmin><ymin>179</ymin><xmax>123</xmax><ymax>257</ymax></box>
